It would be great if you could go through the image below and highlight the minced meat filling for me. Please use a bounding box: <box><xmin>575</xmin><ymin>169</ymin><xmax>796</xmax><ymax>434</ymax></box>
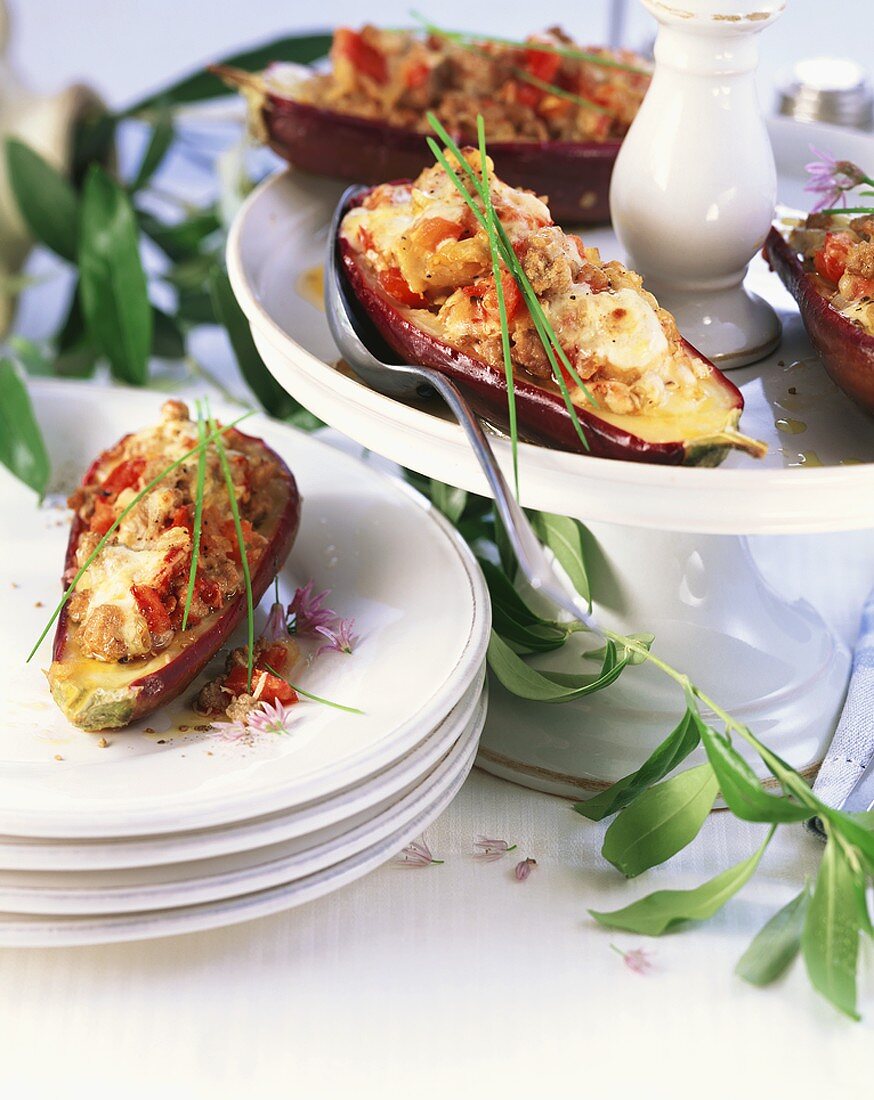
<box><xmin>789</xmin><ymin>213</ymin><xmax>874</xmax><ymax>336</ymax></box>
<box><xmin>271</xmin><ymin>25</ymin><xmax>650</xmax><ymax>144</ymax></box>
<box><xmin>342</xmin><ymin>149</ymin><xmax>709</xmax><ymax>417</ymax></box>
<box><xmin>66</xmin><ymin>400</ymin><xmax>279</xmax><ymax>663</ymax></box>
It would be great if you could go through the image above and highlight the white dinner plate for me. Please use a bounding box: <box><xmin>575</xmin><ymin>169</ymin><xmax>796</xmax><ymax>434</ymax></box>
<box><xmin>227</xmin><ymin>118</ymin><xmax>874</xmax><ymax>536</ymax></box>
<box><xmin>0</xmin><ymin>683</ymin><xmax>485</xmax><ymax>915</ymax></box>
<box><xmin>0</xmin><ymin>665</ymin><xmax>485</xmax><ymax>872</ymax></box>
<box><xmin>0</xmin><ymin>706</ymin><xmax>478</xmax><ymax>947</ymax></box>
<box><xmin>0</xmin><ymin>381</ymin><xmax>490</xmax><ymax>838</ymax></box>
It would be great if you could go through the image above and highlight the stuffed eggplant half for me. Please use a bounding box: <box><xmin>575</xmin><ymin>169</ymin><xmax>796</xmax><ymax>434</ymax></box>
<box><xmin>764</xmin><ymin>214</ymin><xmax>874</xmax><ymax>414</ymax></box>
<box><xmin>47</xmin><ymin>401</ymin><xmax>301</xmax><ymax>731</ymax></box>
<box><xmin>337</xmin><ymin>150</ymin><xmax>766</xmax><ymax>465</ymax></box>
<box><xmin>217</xmin><ymin>24</ymin><xmax>651</xmax><ymax>224</ymax></box>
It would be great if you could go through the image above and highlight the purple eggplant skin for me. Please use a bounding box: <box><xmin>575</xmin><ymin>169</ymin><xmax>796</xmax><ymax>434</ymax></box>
<box><xmin>339</xmin><ymin>203</ymin><xmax>754</xmax><ymax>466</ymax></box>
<box><xmin>764</xmin><ymin>226</ymin><xmax>874</xmax><ymax>415</ymax></box>
<box><xmin>263</xmin><ymin>92</ymin><xmax>619</xmax><ymax>226</ymax></box>
<box><xmin>48</xmin><ymin>430</ymin><xmax>302</xmax><ymax>731</ymax></box>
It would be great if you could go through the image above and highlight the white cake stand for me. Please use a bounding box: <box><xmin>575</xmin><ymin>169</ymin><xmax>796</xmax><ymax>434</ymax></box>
<box><xmin>227</xmin><ymin>118</ymin><xmax>874</xmax><ymax>796</ymax></box>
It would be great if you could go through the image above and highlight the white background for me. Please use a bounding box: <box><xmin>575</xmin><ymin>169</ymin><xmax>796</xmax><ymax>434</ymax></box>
<box><xmin>2</xmin><ymin>2</ymin><xmax>874</xmax><ymax>1097</ymax></box>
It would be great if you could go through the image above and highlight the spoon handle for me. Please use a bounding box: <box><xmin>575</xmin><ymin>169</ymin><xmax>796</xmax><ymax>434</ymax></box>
<box><xmin>420</xmin><ymin>368</ymin><xmax>601</xmax><ymax>635</ymax></box>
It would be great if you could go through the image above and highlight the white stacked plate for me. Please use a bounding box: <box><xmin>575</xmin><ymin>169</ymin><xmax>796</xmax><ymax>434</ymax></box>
<box><xmin>0</xmin><ymin>382</ymin><xmax>490</xmax><ymax>946</ymax></box>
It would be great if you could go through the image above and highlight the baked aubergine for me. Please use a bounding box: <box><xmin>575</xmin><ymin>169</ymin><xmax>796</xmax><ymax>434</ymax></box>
<box><xmin>47</xmin><ymin>401</ymin><xmax>301</xmax><ymax>731</ymax></box>
<box><xmin>216</xmin><ymin>24</ymin><xmax>651</xmax><ymax>224</ymax></box>
<box><xmin>764</xmin><ymin>214</ymin><xmax>874</xmax><ymax>414</ymax></box>
<box><xmin>337</xmin><ymin>149</ymin><xmax>766</xmax><ymax>466</ymax></box>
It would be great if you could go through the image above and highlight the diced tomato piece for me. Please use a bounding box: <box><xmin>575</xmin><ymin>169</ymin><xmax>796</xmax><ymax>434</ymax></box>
<box><xmin>194</xmin><ymin>574</ymin><xmax>222</xmax><ymax>610</ymax></box>
<box><xmin>524</xmin><ymin>46</ymin><xmax>561</xmax><ymax>85</ymax></box>
<box><xmin>334</xmin><ymin>28</ymin><xmax>388</xmax><ymax>85</ymax></box>
<box><xmin>377</xmin><ymin>267</ymin><xmax>429</xmax><ymax>308</ymax></box>
<box><xmin>485</xmin><ymin>271</ymin><xmax>522</xmax><ymax>324</ymax></box>
<box><xmin>89</xmin><ymin>499</ymin><xmax>116</xmax><ymax>537</ymax></box>
<box><xmin>358</xmin><ymin>225</ymin><xmax>376</xmax><ymax>252</ymax></box>
<box><xmin>404</xmin><ymin>60</ymin><xmax>430</xmax><ymax>89</ymax></box>
<box><xmin>100</xmin><ymin>457</ymin><xmax>145</xmax><ymax>500</ymax></box>
<box><xmin>416</xmin><ymin>217</ymin><xmax>464</xmax><ymax>252</ymax></box>
<box><xmin>464</xmin><ymin>273</ymin><xmax>523</xmax><ymax>324</ymax></box>
<box><xmin>814</xmin><ymin>233</ymin><xmax>853</xmax><ymax>285</ymax></box>
<box><xmin>223</xmin><ymin>662</ymin><xmax>298</xmax><ymax>707</ymax></box>
<box><xmin>255</xmin><ymin>673</ymin><xmax>298</xmax><ymax>708</ymax></box>
<box><xmin>515</xmin><ymin>81</ymin><xmax>543</xmax><ymax>109</ymax></box>
<box><xmin>259</xmin><ymin>643</ymin><xmax>290</xmax><ymax>674</ymax></box>
<box><xmin>132</xmin><ymin>584</ymin><xmax>173</xmax><ymax>640</ymax></box>
<box><xmin>170</xmin><ymin>505</ymin><xmax>193</xmax><ymax>533</ymax></box>
<box><xmin>221</xmin><ymin>517</ymin><xmax>254</xmax><ymax>565</ymax></box>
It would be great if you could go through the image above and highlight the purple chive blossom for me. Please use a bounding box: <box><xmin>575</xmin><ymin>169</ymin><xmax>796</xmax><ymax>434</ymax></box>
<box><xmin>315</xmin><ymin>617</ymin><xmax>359</xmax><ymax>656</ymax></box>
<box><xmin>261</xmin><ymin>601</ymin><xmax>289</xmax><ymax>643</ymax></box>
<box><xmin>394</xmin><ymin>838</ymin><xmax>443</xmax><ymax>867</ymax></box>
<box><xmin>215</xmin><ymin>717</ymin><xmax>251</xmax><ymax>742</ymax></box>
<box><xmin>474</xmin><ymin>836</ymin><xmax>518</xmax><ymax>862</ymax></box>
<box><xmin>805</xmin><ymin>147</ymin><xmax>868</xmax><ymax>212</ymax></box>
<box><xmin>611</xmin><ymin>944</ymin><xmax>654</xmax><ymax>975</ymax></box>
<box><xmin>514</xmin><ymin>857</ymin><xmax>537</xmax><ymax>881</ymax></box>
<box><xmin>288</xmin><ymin>581</ymin><xmax>336</xmax><ymax>635</ymax></box>
<box><xmin>247</xmin><ymin>699</ymin><xmax>298</xmax><ymax>736</ymax></box>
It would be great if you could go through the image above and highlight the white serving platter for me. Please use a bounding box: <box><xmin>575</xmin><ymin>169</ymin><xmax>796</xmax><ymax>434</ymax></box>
<box><xmin>0</xmin><ymin>382</ymin><xmax>490</xmax><ymax>837</ymax></box>
<box><xmin>0</xmin><ymin>666</ymin><xmax>485</xmax><ymax>872</ymax></box>
<box><xmin>0</xmin><ymin>684</ymin><xmax>485</xmax><ymax>915</ymax></box>
<box><xmin>227</xmin><ymin>117</ymin><xmax>874</xmax><ymax>537</ymax></box>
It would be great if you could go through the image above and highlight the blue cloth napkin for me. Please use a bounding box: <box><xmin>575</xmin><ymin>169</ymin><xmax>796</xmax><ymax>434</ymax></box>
<box><xmin>807</xmin><ymin>590</ymin><xmax>874</xmax><ymax>835</ymax></box>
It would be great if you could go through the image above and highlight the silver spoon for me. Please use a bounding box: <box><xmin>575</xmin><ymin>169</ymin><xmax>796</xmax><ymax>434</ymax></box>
<box><xmin>325</xmin><ymin>186</ymin><xmax>601</xmax><ymax>636</ymax></box>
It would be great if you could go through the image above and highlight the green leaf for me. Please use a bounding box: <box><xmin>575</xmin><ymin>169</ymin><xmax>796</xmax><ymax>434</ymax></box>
<box><xmin>129</xmin><ymin>109</ymin><xmax>174</xmax><ymax>192</ymax></box>
<box><xmin>165</xmin><ymin>253</ymin><xmax>216</xmax><ymax>291</ymax></box>
<box><xmin>487</xmin><ymin>630</ymin><xmax>626</xmax><ymax>702</ymax></box>
<box><xmin>0</xmin><ymin>359</ymin><xmax>50</xmax><ymax>496</ymax></box>
<box><xmin>70</xmin><ymin>107</ymin><xmax>117</xmax><ymax>189</ymax></box>
<box><xmin>802</xmin><ymin>836</ymin><xmax>863</xmax><ymax>1019</ymax></box>
<box><xmin>590</xmin><ymin>830</ymin><xmax>773</xmax><ymax>935</ymax></box>
<box><xmin>493</xmin><ymin>504</ymin><xmax>517</xmax><ymax>580</ymax></box>
<box><xmin>602</xmin><ymin>764</ymin><xmax>719</xmax><ymax>877</ymax></box>
<box><xmin>528</xmin><ymin>510</ymin><xmax>591</xmax><ymax>609</ymax></box>
<box><xmin>8</xmin><ymin>336</ymin><xmax>54</xmax><ymax>377</ymax></box>
<box><xmin>176</xmin><ymin>286</ymin><xmax>217</xmax><ymax>325</ymax></box>
<box><xmin>53</xmin><ymin>284</ymin><xmax>98</xmax><ymax>378</ymax></box>
<box><xmin>208</xmin><ymin>267</ymin><xmax>302</xmax><ymax>419</ymax></box>
<box><xmin>430</xmin><ymin>481</ymin><xmax>467</xmax><ymax>525</ymax></box>
<box><xmin>5</xmin><ymin>139</ymin><xmax>79</xmax><ymax>262</ymax></box>
<box><xmin>78</xmin><ymin>165</ymin><xmax>152</xmax><ymax>385</ymax></box>
<box><xmin>575</xmin><ymin>708</ymin><xmax>701</xmax><ymax>822</ymax></box>
<box><xmin>151</xmin><ymin>308</ymin><xmax>186</xmax><ymax>360</ymax></box>
<box><xmin>817</xmin><ymin>806</ymin><xmax>874</xmax><ymax>873</ymax></box>
<box><xmin>123</xmin><ymin>32</ymin><xmax>333</xmax><ymax>116</ymax></box>
<box><xmin>697</xmin><ymin>719</ymin><xmax>811</xmax><ymax>824</ymax></box>
<box><xmin>479</xmin><ymin>560</ymin><xmax>568</xmax><ymax>654</ymax></box>
<box><xmin>736</xmin><ymin>886</ymin><xmax>810</xmax><ymax>987</ymax></box>
<box><xmin>138</xmin><ymin>208</ymin><xmax>221</xmax><ymax>262</ymax></box>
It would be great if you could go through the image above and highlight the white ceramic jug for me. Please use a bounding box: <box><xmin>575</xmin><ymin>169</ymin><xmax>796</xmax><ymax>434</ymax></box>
<box><xmin>610</xmin><ymin>0</ymin><xmax>785</xmax><ymax>367</ymax></box>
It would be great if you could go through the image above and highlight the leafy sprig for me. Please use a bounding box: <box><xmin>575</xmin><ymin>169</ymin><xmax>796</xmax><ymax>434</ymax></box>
<box><xmin>427</xmin><ymin>472</ymin><xmax>872</xmax><ymax>1018</ymax></box>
